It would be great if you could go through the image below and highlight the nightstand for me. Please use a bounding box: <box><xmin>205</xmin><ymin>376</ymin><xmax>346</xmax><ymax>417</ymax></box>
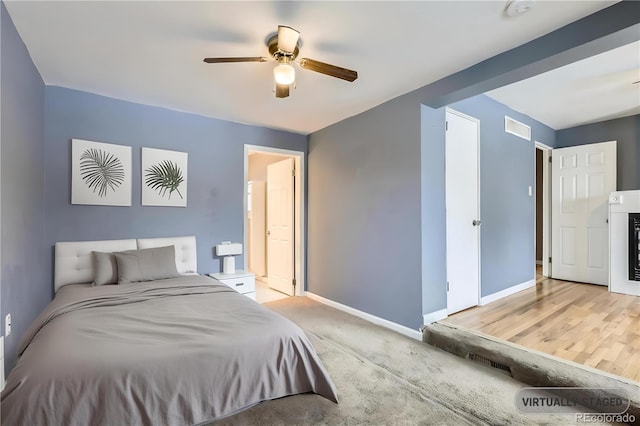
<box><xmin>208</xmin><ymin>270</ymin><xmax>256</xmax><ymax>301</ymax></box>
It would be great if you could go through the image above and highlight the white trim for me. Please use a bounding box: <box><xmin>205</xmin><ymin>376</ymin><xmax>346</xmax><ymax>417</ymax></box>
<box><xmin>305</xmin><ymin>292</ymin><xmax>423</xmax><ymax>341</ymax></box>
<box><xmin>243</xmin><ymin>144</ymin><xmax>305</xmax><ymax>297</ymax></box>
<box><xmin>423</xmin><ymin>309</ymin><xmax>448</xmax><ymax>324</ymax></box>
<box><xmin>535</xmin><ymin>141</ymin><xmax>552</xmax><ymax>150</ymax></box>
<box><xmin>480</xmin><ymin>279</ymin><xmax>536</xmax><ymax>306</ymax></box>
<box><xmin>445</xmin><ymin>107</ymin><xmax>478</xmax><ymax>124</ymax></box>
<box><xmin>535</xmin><ymin>142</ymin><xmax>552</xmax><ymax>278</ymax></box>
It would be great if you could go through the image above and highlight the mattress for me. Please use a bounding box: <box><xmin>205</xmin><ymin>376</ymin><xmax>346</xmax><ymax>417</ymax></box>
<box><xmin>0</xmin><ymin>275</ymin><xmax>337</xmax><ymax>425</ymax></box>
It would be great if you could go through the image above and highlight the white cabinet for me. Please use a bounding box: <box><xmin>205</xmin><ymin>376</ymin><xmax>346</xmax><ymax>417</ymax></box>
<box><xmin>209</xmin><ymin>270</ymin><xmax>256</xmax><ymax>300</ymax></box>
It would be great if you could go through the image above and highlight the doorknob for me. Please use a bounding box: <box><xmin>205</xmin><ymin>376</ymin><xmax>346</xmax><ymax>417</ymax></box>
<box><xmin>472</xmin><ymin>220</ymin><xmax>482</xmax><ymax>226</ymax></box>
<box><xmin>267</xmin><ymin>230</ymin><xmax>271</xmax><ymax>235</ymax></box>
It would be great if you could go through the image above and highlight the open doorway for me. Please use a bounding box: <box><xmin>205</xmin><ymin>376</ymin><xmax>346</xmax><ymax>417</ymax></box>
<box><xmin>243</xmin><ymin>145</ymin><xmax>305</xmax><ymax>303</ymax></box>
<box><xmin>534</xmin><ymin>142</ymin><xmax>551</xmax><ymax>279</ymax></box>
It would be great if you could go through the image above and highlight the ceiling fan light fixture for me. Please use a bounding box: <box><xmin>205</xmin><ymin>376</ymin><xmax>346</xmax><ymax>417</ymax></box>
<box><xmin>203</xmin><ymin>25</ymin><xmax>358</xmax><ymax>99</ymax></box>
<box><xmin>277</xmin><ymin>25</ymin><xmax>300</xmax><ymax>54</ymax></box>
<box><xmin>274</xmin><ymin>63</ymin><xmax>295</xmax><ymax>85</ymax></box>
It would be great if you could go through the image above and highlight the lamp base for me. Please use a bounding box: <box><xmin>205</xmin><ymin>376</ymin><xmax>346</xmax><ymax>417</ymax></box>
<box><xmin>223</xmin><ymin>256</ymin><xmax>236</xmax><ymax>274</ymax></box>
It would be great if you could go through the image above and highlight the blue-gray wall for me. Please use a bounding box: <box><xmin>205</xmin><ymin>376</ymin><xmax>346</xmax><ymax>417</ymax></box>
<box><xmin>45</xmin><ymin>86</ymin><xmax>307</xmax><ymax>283</ymax></box>
<box><xmin>309</xmin><ymin>90</ymin><xmax>555</xmax><ymax>329</ymax></box>
<box><xmin>449</xmin><ymin>96</ymin><xmax>556</xmax><ymax>297</ymax></box>
<box><xmin>421</xmin><ymin>96</ymin><xmax>556</xmax><ymax>315</ymax></box>
<box><xmin>420</xmin><ymin>106</ymin><xmax>447</xmax><ymax>317</ymax></box>
<box><xmin>308</xmin><ymin>95</ymin><xmax>424</xmax><ymax>329</ymax></box>
<box><xmin>1</xmin><ymin>2</ymin><xmax>48</xmax><ymax>372</ymax></box>
<box><xmin>556</xmin><ymin>115</ymin><xmax>640</xmax><ymax>190</ymax></box>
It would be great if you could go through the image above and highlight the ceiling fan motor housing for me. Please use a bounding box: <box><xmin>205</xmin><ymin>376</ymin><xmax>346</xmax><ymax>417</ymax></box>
<box><xmin>268</xmin><ymin>34</ymin><xmax>300</xmax><ymax>63</ymax></box>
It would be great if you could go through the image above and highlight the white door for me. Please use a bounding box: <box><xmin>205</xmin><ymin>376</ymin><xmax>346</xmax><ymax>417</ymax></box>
<box><xmin>267</xmin><ymin>158</ymin><xmax>295</xmax><ymax>295</ymax></box>
<box><xmin>551</xmin><ymin>141</ymin><xmax>616</xmax><ymax>285</ymax></box>
<box><xmin>446</xmin><ymin>110</ymin><xmax>480</xmax><ymax>314</ymax></box>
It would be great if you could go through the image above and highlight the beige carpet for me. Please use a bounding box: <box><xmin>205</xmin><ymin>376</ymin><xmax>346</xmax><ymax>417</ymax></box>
<box><xmin>214</xmin><ymin>297</ymin><xmax>608</xmax><ymax>425</ymax></box>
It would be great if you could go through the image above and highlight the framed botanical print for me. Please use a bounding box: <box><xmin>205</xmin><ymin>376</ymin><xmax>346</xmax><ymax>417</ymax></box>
<box><xmin>71</xmin><ymin>139</ymin><xmax>132</xmax><ymax>206</ymax></box>
<box><xmin>141</xmin><ymin>147</ymin><xmax>188</xmax><ymax>207</ymax></box>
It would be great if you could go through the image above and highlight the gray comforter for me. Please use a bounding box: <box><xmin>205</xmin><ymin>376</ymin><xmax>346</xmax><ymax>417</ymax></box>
<box><xmin>0</xmin><ymin>275</ymin><xmax>337</xmax><ymax>425</ymax></box>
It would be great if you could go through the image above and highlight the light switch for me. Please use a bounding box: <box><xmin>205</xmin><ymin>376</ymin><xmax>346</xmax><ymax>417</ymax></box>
<box><xmin>528</xmin><ymin>186</ymin><xmax>533</xmax><ymax>197</ymax></box>
<box><xmin>609</xmin><ymin>193</ymin><xmax>623</xmax><ymax>204</ymax></box>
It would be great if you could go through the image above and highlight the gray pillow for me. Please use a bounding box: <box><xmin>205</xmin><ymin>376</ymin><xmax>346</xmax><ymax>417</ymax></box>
<box><xmin>113</xmin><ymin>245</ymin><xmax>180</xmax><ymax>284</ymax></box>
<box><xmin>92</xmin><ymin>251</ymin><xmax>119</xmax><ymax>286</ymax></box>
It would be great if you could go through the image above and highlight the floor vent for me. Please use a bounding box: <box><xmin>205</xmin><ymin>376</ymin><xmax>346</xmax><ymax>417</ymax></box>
<box><xmin>467</xmin><ymin>352</ymin><xmax>513</xmax><ymax>376</ymax></box>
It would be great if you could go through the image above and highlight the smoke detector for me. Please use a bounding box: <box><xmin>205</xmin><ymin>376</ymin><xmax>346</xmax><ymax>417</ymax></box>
<box><xmin>505</xmin><ymin>0</ymin><xmax>536</xmax><ymax>17</ymax></box>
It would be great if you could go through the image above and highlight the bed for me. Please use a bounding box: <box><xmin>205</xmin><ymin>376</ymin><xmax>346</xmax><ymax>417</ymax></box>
<box><xmin>0</xmin><ymin>236</ymin><xmax>337</xmax><ymax>425</ymax></box>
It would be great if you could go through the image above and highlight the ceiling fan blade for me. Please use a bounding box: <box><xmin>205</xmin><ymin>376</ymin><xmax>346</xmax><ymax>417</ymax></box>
<box><xmin>277</xmin><ymin>26</ymin><xmax>300</xmax><ymax>54</ymax></box>
<box><xmin>299</xmin><ymin>58</ymin><xmax>358</xmax><ymax>82</ymax></box>
<box><xmin>203</xmin><ymin>57</ymin><xmax>268</xmax><ymax>63</ymax></box>
<box><xmin>275</xmin><ymin>84</ymin><xmax>290</xmax><ymax>98</ymax></box>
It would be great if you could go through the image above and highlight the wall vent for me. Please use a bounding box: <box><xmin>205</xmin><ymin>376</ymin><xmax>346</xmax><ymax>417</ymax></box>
<box><xmin>467</xmin><ymin>352</ymin><xmax>513</xmax><ymax>376</ymax></box>
<box><xmin>504</xmin><ymin>116</ymin><xmax>531</xmax><ymax>141</ymax></box>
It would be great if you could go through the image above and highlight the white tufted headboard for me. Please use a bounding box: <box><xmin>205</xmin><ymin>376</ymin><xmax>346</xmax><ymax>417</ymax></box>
<box><xmin>137</xmin><ymin>236</ymin><xmax>197</xmax><ymax>275</ymax></box>
<box><xmin>54</xmin><ymin>239</ymin><xmax>137</xmax><ymax>292</ymax></box>
<box><xmin>54</xmin><ymin>236</ymin><xmax>198</xmax><ymax>292</ymax></box>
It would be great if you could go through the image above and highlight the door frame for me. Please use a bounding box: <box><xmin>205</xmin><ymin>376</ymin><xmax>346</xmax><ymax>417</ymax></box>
<box><xmin>243</xmin><ymin>145</ymin><xmax>305</xmax><ymax>296</ymax></box>
<box><xmin>534</xmin><ymin>141</ymin><xmax>552</xmax><ymax>278</ymax></box>
<box><xmin>445</xmin><ymin>107</ymin><xmax>481</xmax><ymax>314</ymax></box>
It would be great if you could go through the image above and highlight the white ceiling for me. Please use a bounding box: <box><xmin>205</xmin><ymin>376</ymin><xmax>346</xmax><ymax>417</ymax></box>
<box><xmin>486</xmin><ymin>40</ymin><xmax>640</xmax><ymax>130</ymax></box>
<box><xmin>4</xmin><ymin>1</ymin><xmax>620</xmax><ymax>134</ymax></box>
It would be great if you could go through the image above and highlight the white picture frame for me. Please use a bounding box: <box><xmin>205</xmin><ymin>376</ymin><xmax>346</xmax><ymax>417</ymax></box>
<box><xmin>71</xmin><ymin>139</ymin><xmax>132</xmax><ymax>206</ymax></box>
<box><xmin>141</xmin><ymin>147</ymin><xmax>188</xmax><ymax>207</ymax></box>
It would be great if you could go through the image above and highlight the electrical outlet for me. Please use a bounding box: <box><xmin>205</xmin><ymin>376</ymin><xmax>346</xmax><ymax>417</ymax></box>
<box><xmin>5</xmin><ymin>314</ymin><xmax>11</xmax><ymax>337</ymax></box>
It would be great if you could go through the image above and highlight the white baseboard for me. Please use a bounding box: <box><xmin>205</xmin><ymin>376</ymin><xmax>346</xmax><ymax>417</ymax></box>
<box><xmin>423</xmin><ymin>309</ymin><xmax>448</xmax><ymax>325</ymax></box>
<box><xmin>305</xmin><ymin>292</ymin><xmax>422</xmax><ymax>341</ymax></box>
<box><xmin>480</xmin><ymin>279</ymin><xmax>536</xmax><ymax>305</ymax></box>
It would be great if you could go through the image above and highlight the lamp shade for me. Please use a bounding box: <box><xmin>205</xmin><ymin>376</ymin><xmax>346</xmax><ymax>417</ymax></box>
<box><xmin>274</xmin><ymin>63</ymin><xmax>295</xmax><ymax>85</ymax></box>
<box><xmin>216</xmin><ymin>243</ymin><xmax>242</xmax><ymax>256</ymax></box>
<box><xmin>277</xmin><ymin>25</ymin><xmax>300</xmax><ymax>54</ymax></box>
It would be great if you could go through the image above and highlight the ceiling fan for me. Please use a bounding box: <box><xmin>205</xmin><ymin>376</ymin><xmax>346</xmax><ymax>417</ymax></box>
<box><xmin>203</xmin><ymin>25</ymin><xmax>358</xmax><ymax>98</ymax></box>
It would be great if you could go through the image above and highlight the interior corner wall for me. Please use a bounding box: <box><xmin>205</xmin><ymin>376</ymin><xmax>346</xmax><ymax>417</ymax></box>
<box><xmin>556</xmin><ymin>115</ymin><xmax>640</xmax><ymax>190</ymax></box>
<box><xmin>308</xmin><ymin>94</ymin><xmax>424</xmax><ymax>330</ymax></box>
<box><xmin>448</xmin><ymin>95</ymin><xmax>556</xmax><ymax>298</ymax></box>
<box><xmin>307</xmin><ymin>84</ymin><xmax>557</xmax><ymax>328</ymax></box>
<box><xmin>1</xmin><ymin>2</ymin><xmax>48</xmax><ymax>373</ymax></box>
<box><xmin>44</xmin><ymin>87</ymin><xmax>307</xmax><ymax>288</ymax></box>
<box><xmin>420</xmin><ymin>105</ymin><xmax>447</xmax><ymax>316</ymax></box>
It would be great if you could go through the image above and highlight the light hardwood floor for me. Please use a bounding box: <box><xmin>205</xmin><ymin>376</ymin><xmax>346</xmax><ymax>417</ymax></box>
<box><xmin>443</xmin><ymin>267</ymin><xmax>640</xmax><ymax>382</ymax></box>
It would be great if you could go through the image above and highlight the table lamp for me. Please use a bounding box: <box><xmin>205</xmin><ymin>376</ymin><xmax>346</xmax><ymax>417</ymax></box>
<box><xmin>216</xmin><ymin>242</ymin><xmax>243</xmax><ymax>274</ymax></box>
